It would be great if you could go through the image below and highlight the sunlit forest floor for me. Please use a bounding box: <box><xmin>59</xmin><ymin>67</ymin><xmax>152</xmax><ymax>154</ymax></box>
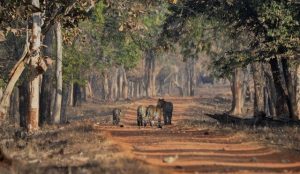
<box><xmin>1</xmin><ymin>85</ymin><xmax>300</xmax><ymax>174</ymax></box>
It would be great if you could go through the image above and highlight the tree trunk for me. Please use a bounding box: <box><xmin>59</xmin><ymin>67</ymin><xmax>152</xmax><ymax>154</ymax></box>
<box><xmin>185</xmin><ymin>67</ymin><xmax>190</xmax><ymax>96</ymax></box>
<box><xmin>52</xmin><ymin>22</ymin><xmax>63</xmax><ymax>124</ymax></box>
<box><xmin>81</xmin><ymin>86</ymin><xmax>86</xmax><ymax>102</ymax></box>
<box><xmin>61</xmin><ymin>83</ymin><xmax>68</xmax><ymax>123</ymax></box>
<box><xmin>85</xmin><ymin>79</ymin><xmax>93</xmax><ymax>99</ymax></box>
<box><xmin>109</xmin><ymin>68</ymin><xmax>118</xmax><ymax>101</ymax></box>
<box><xmin>73</xmin><ymin>83</ymin><xmax>81</xmax><ymax>106</ymax></box>
<box><xmin>103</xmin><ymin>71</ymin><xmax>109</xmax><ymax>101</ymax></box>
<box><xmin>269</xmin><ymin>58</ymin><xmax>289</xmax><ymax>118</ymax></box>
<box><xmin>230</xmin><ymin>68</ymin><xmax>244</xmax><ymax>115</ymax></box>
<box><xmin>264</xmin><ymin>65</ymin><xmax>277</xmax><ymax>117</ymax></box>
<box><xmin>40</xmin><ymin>26</ymin><xmax>54</xmax><ymax>125</ymax></box>
<box><xmin>27</xmin><ymin>0</ymin><xmax>42</xmax><ymax>131</ymax></box>
<box><xmin>296</xmin><ymin>64</ymin><xmax>300</xmax><ymax>119</ymax></box>
<box><xmin>9</xmin><ymin>88</ymin><xmax>19</xmax><ymax>125</ymax></box>
<box><xmin>173</xmin><ymin>74</ymin><xmax>184</xmax><ymax>97</ymax></box>
<box><xmin>118</xmin><ymin>67</ymin><xmax>123</xmax><ymax>99</ymax></box>
<box><xmin>251</xmin><ymin>62</ymin><xmax>265</xmax><ymax>116</ymax></box>
<box><xmin>0</xmin><ymin>49</ymin><xmax>28</xmax><ymax>119</ymax></box>
<box><xmin>128</xmin><ymin>81</ymin><xmax>132</xmax><ymax>99</ymax></box>
<box><xmin>186</xmin><ymin>58</ymin><xmax>196</xmax><ymax>96</ymax></box>
<box><xmin>281</xmin><ymin>58</ymin><xmax>297</xmax><ymax>119</ymax></box>
<box><xmin>68</xmin><ymin>82</ymin><xmax>74</xmax><ymax>106</ymax></box>
<box><xmin>145</xmin><ymin>50</ymin><xmax>156</xmax><ymax>97</ymax></box>
<box><xmin>19</xmin><ymin>82</ymin><xmax>28</xmax><ymax>128</ymax></box>
<box><xmin>0</xmin><ymin>88</ymin><xmax>3</xmax><ymax>101</ymax></box>
<box><xmin>122</xmin><ymin>68</ymin><xmax>128</xmax><ymax>99</ymax></box>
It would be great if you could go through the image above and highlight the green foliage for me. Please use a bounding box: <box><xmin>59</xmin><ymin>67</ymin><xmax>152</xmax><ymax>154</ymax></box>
<box><xmin>63</xmin><ymin>44</ymin><xmax>92</xmax><ymax>85</ymax></box>
<box><xmin>162</xmin><ymin>0</ymin><xmax>300</xmax><ymax>77</ymax></box>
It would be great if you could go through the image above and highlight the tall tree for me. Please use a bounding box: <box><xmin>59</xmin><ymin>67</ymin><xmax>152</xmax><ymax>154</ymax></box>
<box><xmin>251</xmin><ymin>62</ymin><xmax>265</xmax><ymax>116</ymax></box>
<box><xmin>27</xmin><ymin>0</ymin><xmax>42</xmax><ymax>131</ymax></box>
<box><xmin>297</xmin><ymin>63</ymin><xmax>300</xmax><ymax>118</ymax></box>
<box><xmin>53</xmin><ymin>22</ymin><xmax>63</xmax><ymax>124</ymax></box>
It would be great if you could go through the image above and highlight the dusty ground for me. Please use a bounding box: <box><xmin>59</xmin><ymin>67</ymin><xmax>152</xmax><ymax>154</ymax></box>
<box><xmin>1</xmin><ymin>85</ymin><xmax>300</xmax><ymax>174</ymax></box>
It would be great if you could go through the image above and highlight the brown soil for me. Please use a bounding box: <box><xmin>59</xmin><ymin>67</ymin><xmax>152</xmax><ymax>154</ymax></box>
<box><xmin>94</xmin><ymin>96</ymin><xmax>300</xmax><ymax>174</ymax></box>
<box><xmin>1</xmin><ymin>86</ymin><xmax>300</xmax><ymax>174</ymax></box>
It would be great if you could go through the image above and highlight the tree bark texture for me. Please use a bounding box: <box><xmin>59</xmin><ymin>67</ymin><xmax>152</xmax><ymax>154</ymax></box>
<box><xmin>53</xmin><ymin>22</ymin><xmax>63</xmax><ymax>124</ymax></box>
<box><xmin>231</xmin><ymin>67</ymin><xmax>244</xmax><ymax>115</ymax></box>
<box><xmin>19</xmin><ymin>82</ymin><xmax>28</xmax><ymax>127</ymax></box>
<box><xmin>27</xmin><ymin>0</ymin><xmax>42</xmax><ymax>131</ymax></box>
<box><xmin>40</xmin><ymin>26</ymin><xmax>54</xmax><ymax>125</ymax></box>
<box><xmin>281</xmin><ymin>58</ymin><xmax>297</xmax><ymax>119</ymax></box>
<box><xmin>252</xmin><ymin>62</ymin><xmax>265</xmax><ymax>116</ymax></box>
<box><xmin>269</xmin><ymin>58</ymin><xmax>290</xmax><ymax>118</ymax></box>
<box><xmin>145</xmin><ymin>50</ymin><xmax>156</xmax><ymax>97</ymax></box>
<box><xmin>296</xmin><ymin>63</ymin><xmax>300</xmax><ymax>119</ymax></box>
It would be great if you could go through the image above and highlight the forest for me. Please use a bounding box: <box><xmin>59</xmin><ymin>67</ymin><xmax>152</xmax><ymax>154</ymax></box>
<box><xmin>0</xmin><ymin>0</ymin><xmax>300</xmax><ymax>173</ymax></box>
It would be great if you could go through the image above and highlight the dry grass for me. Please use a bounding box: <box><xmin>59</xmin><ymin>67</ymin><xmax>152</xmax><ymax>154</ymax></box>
<box><xmin>0</xmin><ymin>120</ymin><xmax>161</xmax><ymax>174</ymax></box>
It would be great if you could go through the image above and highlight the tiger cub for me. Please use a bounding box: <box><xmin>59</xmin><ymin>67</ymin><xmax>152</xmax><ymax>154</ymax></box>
<box><xmin>112</xmin><ymin>108</ymin><xmax>121</xmax><ymax>125</ymax></box>
<box><xmin>137</xmin><ymin>105</ymin><xmax>147</xmax><ymax>127</ymax></box>
<box><xmin>146</xmin><ymin>105</ymin><xmax>162</xmax><ymax>128</ymax></box>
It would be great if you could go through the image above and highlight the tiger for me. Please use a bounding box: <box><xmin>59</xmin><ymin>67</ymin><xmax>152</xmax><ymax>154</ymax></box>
<box><xmin>137</xmin><ymin>105</ymin><xmax>147</xmax><ymax>127</ymax></box>
<box><xmin>112</xmin><ymin>108</ymin><xmax>122</xmax><ymax>125</ymax></box>
<box><xmin>146</xmin><ymin>105</ymin><xmax>162</xmax><ymax>128</ymax></box>
<box><xmin>157</xmin><ymin>98</ymin><xmax>173</xmax><ymax>125</ymax></box>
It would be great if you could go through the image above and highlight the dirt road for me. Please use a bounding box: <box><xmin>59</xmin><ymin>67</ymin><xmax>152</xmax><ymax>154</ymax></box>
<box><xmin>95</xmin><ymin>97</ymin><xmax>300</xmax><ymax>174</ymax></box>
<box><xmin>1</xmin><ymin>87</ymin><xmax>300</xmax><ymax>174</ymax></box>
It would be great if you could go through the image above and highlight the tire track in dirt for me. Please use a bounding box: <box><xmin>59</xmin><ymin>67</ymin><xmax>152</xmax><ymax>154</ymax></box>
<box><xmin>96</xmin><ymin>97</ymin><xmax>300</xmax><ymax>174</ymax></box>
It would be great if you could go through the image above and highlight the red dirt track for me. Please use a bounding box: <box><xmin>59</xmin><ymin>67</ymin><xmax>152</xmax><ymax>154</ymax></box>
<box><xmin>95</xmin><ymin>97</ymin><xmax>300</xmax><ymax>174</ymax></box>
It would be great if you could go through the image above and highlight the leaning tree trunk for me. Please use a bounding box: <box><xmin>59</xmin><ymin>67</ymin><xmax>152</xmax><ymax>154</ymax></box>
<box><xmin>251</xmin><ymin>62</ymin><xmax>265</xmax><ymax>116</ymax></box>
<box><xmin>145</xmin><ymin>50</ymin><xmax>156</xmax><ymax>97</ymax></box>
<box><xmin>0</xmin><ymin>31</ymin><xmax>29</xmax><ymax>119</ymax></box>
<box><xmin>269</xmin><ymin>58</ymin><xmax>290</xmax><ymax>118</ymax></box>
<box><xmin>27</xmin><ymin>0</ymin><xmax>42</xmax><ymax>131</ymax></box>
<box><xmin>296</xmin><ymin>63</ymin><xmax>300</xmax><ymax>119</ymax></box>
<box><xmin>230</xmin><ymin>67</ymin><xmax>244</xmax><ymax>115</ymax></box>
<box><xmin>40</xmin><ymin>26</ymin><xmax>54</xmax><ymax>125</ymax></box>
<box><xmin>281</xmin><ymin>58</ymin><xmax>297</xmax><ymax>119</ymax></box>
<box><xmin>53</xmin><ymin>22</ymin><xmax>63</xmax><ymax>124</ymax></box>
